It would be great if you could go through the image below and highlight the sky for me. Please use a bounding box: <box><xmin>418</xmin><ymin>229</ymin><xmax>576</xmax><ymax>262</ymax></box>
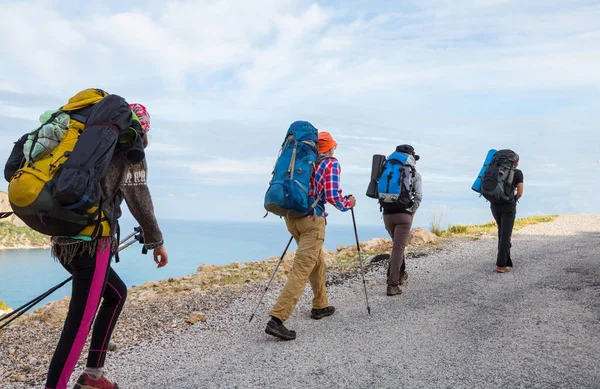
<box><xmin>0</xmin><ymin>0</ymin><xmax>599</xmax><ymax>228</ymax></box>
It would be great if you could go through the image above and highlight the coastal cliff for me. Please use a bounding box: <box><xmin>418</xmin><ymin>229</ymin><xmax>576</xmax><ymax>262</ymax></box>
<box><xmin>0</xmin><ymin>192</ymin><xmax>50</xmax><ymax>250</ymax></box>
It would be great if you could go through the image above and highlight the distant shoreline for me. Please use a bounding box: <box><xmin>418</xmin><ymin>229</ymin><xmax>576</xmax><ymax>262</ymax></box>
<box><xmin>0</xmin><ymin>245</ymin><xmax>50</xmax><ymax>251</ymax></box>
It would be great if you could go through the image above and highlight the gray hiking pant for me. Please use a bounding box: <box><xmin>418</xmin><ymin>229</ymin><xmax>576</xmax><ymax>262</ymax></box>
<box><xmin>383</xmin><ymin>212</ymin><xmax>414</xmax><ymax>286</ymax></box>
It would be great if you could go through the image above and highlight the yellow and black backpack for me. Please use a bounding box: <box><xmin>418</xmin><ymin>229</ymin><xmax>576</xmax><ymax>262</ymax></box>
<box><xmin>4</xmin><ymin>89</ymin><xmax>144</xmax><ymax>238</ymax></box>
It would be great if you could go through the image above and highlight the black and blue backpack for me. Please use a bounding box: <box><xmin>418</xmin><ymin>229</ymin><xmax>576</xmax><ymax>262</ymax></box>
<box><xmin>376</xmin><ymin>147</ymin><xmax>417</xmax><ymax>212</ymax></box>
<box><xmin>472</xmin><ymin>149</ymin><xmax>519</xmax><ymax>203</ymax></box>
<box><xmin>264</xmin><ymin>121</ymin><xmax>319</xmax><ymax>218</ymax></box>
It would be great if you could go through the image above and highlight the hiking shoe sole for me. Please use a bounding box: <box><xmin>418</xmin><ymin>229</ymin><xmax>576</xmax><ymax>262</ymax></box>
<box><xmin>310</xmin><ymin>306</ymin><xmax>336</xmax><ymax>320</ymax></box>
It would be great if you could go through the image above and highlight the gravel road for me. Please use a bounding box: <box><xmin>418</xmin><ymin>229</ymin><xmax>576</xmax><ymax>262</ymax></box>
<box><xmin>15</xmin><ymin>215</ymin><xmax>600</xmax><ymax>389</ymax></box>
<box><xmin>101</xmin><ymin>214</ymin><xmax>600</xmax><ymax>389</ymax></box>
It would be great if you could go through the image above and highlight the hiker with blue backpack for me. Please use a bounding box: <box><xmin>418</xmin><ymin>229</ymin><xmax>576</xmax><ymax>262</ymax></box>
<box><xmin>4</xmin><ymin>90</ymin><xmax>168</xmax><ymax>389</ymax></box>
<box><xmin>472</xmin><ymin>149</ymin><xmax>524</xmax><ymax>273</ymax></box>
<box><xmin>264</xmin><ymin>124</ymin><xmax>355</xmax><ymax>340</ymax></box>
<box><xmin>366</xmin><ymin>145</ymin><xmax>422</xmax><ymax>296</ymax></box>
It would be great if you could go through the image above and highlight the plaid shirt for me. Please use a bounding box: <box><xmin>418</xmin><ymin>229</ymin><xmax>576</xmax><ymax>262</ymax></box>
<box><xmin>310</xmin><ymin>157</ymin><xmax>352</xmax><ymax>216</ymax></box>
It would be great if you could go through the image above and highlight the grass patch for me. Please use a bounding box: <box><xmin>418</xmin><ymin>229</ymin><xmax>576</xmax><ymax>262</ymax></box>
<box><xmin>514</xmin><ymin>215</ymin><xmax>557</xmax><ymax>229</ymax></box>
<box><xmin>0</xmin><ymin>300</ymin><xmax>9</xmax><ymax>310</ymax></box>
<box><xmin>444</xmin><ymin>215</ymin><xmax>558</xmax><ymax>237</ymax></box>
<box><xmin>429</xmin><ymin>208</ymin><xmax>446</xmax><ymax>237</ymax></box>
<box><xmin>447</xmin><ymin>225</ymin><xmax>468</xmax><ymax>234</ymax></box>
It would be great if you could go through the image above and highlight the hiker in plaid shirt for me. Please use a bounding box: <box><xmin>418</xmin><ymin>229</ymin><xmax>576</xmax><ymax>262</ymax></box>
<box><xmin>311</xmin><ymin>155</ymin><xmax>353</xmax><ymax>216</ymax></box>
<box><xmin>266</xmin><ymin>131</ymin><xmax>356</xmax><ymax>341</ymax></box>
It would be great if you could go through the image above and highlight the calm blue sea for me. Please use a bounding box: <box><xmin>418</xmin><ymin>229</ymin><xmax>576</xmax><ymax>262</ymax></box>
<box><xmin>0</xmin><ymin>219</ymin><xmax>389</xmax><ymax>310</ymax></box>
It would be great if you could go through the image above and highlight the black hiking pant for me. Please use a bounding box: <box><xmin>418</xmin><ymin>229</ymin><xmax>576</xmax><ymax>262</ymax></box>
<box><xmin>490</xmin><ymin>203</ymin><xmax>516</xmax><ymax>268</ymax></box>
<box><xmin>45</xmin><ymin>239</ymin><xmax>127</xmax><ymax>389</ymax></box>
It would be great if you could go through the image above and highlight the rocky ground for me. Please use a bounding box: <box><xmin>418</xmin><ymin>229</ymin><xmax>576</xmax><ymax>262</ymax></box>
<box><xmin>0</xmin><ymin>228</ymin><xmax>443</xmax><ymax>386</ymax></box>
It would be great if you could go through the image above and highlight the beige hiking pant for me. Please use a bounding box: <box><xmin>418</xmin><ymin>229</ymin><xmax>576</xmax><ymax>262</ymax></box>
<box><xmin>270</xmin><ymin>216</ymin><xmax>328</xmax><ymax>322</ymax></box>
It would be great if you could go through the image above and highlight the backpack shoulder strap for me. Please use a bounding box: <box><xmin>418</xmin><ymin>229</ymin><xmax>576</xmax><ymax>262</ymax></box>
<box><xmin>309</xmin><ymin>156</ymin><xmax>338</xmax><ymax>213</ymax></box>
<box><xmin>66</xmin><ymin>105</ymin><xmax>97</xmax><ymax>135</ymax></box>
<box><xmin>316</xmin><ymin>155</ymin><xmax>336</xmax><ymax>165</ymax></box>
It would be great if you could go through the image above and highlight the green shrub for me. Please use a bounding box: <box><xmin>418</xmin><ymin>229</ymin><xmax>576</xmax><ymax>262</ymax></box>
<box><xmin>0</xmin><ymin>222</ymin><xmax>49</xmax><ymax>247</ymax></box>
<box><xmin>448</xmin><ymin>225</ymin><xmax>468</xmax><ymax>234</ymax></box>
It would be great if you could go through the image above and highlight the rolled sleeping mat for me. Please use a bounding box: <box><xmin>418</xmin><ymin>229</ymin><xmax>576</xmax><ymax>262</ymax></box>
<box><xmin>472</xmin><ymin>149</ymin><xmax>497</xmax><ymax>193</ymax></box>
<box><xmin>366</xmin><ymin>154</ymin><xmax>386</xmax><ymax>199</ymax></box>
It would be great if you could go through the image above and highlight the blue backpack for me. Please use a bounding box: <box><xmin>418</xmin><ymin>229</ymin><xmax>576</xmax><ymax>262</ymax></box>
<box><xmin>471</xmin><ymin>149</ymin><xmax>497</xmax><ymax>193</ymax></box>
<box><xmin>377</xmin><ymin>151</ymin><xmax>417</xmax><ymax>212</ymax></box>
<box><xmin>264</xmin><ymin>121</ymin><xmax>319</xmax><ymax>217</ymax></box>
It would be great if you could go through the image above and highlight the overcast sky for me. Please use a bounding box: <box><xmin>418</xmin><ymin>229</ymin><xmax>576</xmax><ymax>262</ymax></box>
<box><xmin>1</xmin><ymin>0</ymin><xmax>599</xmax><ymax>228</ymax></box>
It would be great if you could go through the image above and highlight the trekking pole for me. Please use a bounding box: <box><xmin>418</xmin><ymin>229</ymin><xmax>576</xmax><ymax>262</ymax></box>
<box><xmin>0</xmin><ymin>276</ymin><xmax>73</xmax><ymax>329</ymax></box>
<box><xmin>118</xmin><ymin>227</ymin><xmax>143</xmax><ymax>251</ymax></box>
<box><xmin>348</xmin><ymin>197</ymin><xmax>371</xmax><ymax>315</ymax></box>
<box><xmin>119</xmin><ymin>227</ymin><xmax>140</xmax><ymax>248</ymax></box>
<box><xmin>0</xmin><ymin>227</ymin><xmax>143</xmax><ymax>330</ymax></box>
<box><xmin>248</xmin><ymin>235</ymin><xmax>294</xmax><ymax>323</ymax></box>
<box><xmin>0</xmin><ymin>212</ymin><xmax>13</xmax><ymax>220</ymax></box>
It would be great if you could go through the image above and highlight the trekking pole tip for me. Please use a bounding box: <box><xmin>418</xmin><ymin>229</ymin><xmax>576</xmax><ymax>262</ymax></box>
<box><xmin>248</xmin><ymin>314</ymin><xmax>254</xmax><ymax>323</ymax></box>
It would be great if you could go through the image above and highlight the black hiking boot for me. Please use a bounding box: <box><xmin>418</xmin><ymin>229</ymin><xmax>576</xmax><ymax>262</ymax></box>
<box><xmin>310</xmin><ymin>306</ymin><xmax>336</xmax><ymax>320</ymax></box>
<box><xmin>387</xmin><ymin>285</ymin><xmax>402</xmax><ymax>296</ymax></box>
<box><xmin>265</xmin><ymin>319</ymin><xmax>296</xmax><ymax>340</ymax></box>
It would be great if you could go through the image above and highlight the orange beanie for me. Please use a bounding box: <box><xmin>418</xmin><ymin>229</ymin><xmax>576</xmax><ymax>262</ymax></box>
<box><xmin>318</xmin><ymin>132</ymin><xmax>338</xmax><ymax>153</ymax></box>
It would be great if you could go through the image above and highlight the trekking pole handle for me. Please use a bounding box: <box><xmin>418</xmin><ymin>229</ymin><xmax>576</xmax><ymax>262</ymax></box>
<box><xmin>133</xmin><ymin>229</ymin><xmax>148</xmax><ymax>255</ymax></box>
<box><xmin>344</xmin><ymin>194</ymin><xmax>357</xmax><ymax>209</ymax></box>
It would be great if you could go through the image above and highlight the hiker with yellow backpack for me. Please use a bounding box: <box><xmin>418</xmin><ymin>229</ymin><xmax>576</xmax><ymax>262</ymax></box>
<box><xmin>4</xmin><ymin>89</ymin><xmax>168</xmax><ymax>389</ymax></box>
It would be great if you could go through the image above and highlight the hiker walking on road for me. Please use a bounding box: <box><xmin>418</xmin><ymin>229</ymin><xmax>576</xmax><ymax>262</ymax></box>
<box><xmin>472</xmin><ymin>149</ymin><xmax>523</xmax><ymax>273</ymax></box>
<box><xmin>266</xmin><ymin>131</ymin><xmax>356</xmax><ymax>341</ymax></box>
<box><xmin>490</xmin><ymin>155</ymin><xmax>523</xmax><ymax>273</ymax></box>
<box><xmin>379</xmin><ymin>145</ymin><xmax>422</xmax><ymax>296</ymax></box>
<box><xmin>43</xmin><ymin>100</ymin><xmax>168</xmax><ymax>389</ymax></box>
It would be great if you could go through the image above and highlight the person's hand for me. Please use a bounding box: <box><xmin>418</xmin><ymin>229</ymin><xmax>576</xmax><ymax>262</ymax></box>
<box><xmin>153</xmin><ymin>246</ymin><xmax>169</xmax><ymax>268</ymax></box>
<box><xmin>347</xmin><ymin>195</ymin><xmax>356</xmax><ymax>208</ymax></box>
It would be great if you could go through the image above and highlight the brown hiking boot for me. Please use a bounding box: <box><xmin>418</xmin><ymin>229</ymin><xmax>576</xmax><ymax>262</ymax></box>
<box><xmin>497</xmin><ymin>266</ymin><xmax>510</xmax><ymax>273</ymax></box>
<box><xmin>387</xmin><ymin>285</ymin><xmax>402</xmax><ymax>296</ymax></box>
<box><xmin>399</xmin><ymin>272</ymin><xmax>408</xmax><ymax>285</ymax></box>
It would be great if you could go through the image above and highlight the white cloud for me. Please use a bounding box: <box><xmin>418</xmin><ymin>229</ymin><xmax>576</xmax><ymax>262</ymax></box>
<box><xmin>2</xmin><ymin>0</ymin><xmax>599</xmax><ymax>102</ymax></box>
<box><xmin>145</xmin><ymin>142</ymin><xmax>191</xmax><ymax>156</ymax></box>
<box><xmin>1</xmin><ymin>0</ymin><xmax>599</xmax><ymax>224</ymax></box>
<box><xmin>182</xmin><ymin>158</ymin><xmax>270</xmax><ymax>175</ymax></box>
